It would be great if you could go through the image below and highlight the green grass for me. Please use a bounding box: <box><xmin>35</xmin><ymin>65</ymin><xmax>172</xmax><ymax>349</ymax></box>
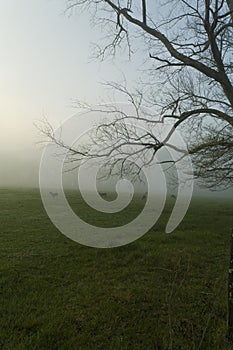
<box><xmin>0</xmin><ymin>188</ymin><xmax>232</xmax><ymax>349</ymax></box>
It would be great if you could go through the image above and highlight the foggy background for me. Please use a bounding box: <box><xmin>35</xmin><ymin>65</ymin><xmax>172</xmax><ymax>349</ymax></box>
<box><xmin>0</xmin><ymin>0</ymin><xmax>145</xmax><ymax>189</ymax></box>
<box><xmin>0</xmin><ymin>0</ymin><xmax>231</xmax><ymax>198</ymax></box>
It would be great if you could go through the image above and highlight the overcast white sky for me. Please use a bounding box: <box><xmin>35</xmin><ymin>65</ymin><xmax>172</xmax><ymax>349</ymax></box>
<box><xmin>0</xmin><ymin>0</ymin><xmax>144</xmax><ymax>187</ymax></box>
<box><xmin>0</xmin><ymin>1</ymin><xmax>231</xmax><ymax>198</ymax></box>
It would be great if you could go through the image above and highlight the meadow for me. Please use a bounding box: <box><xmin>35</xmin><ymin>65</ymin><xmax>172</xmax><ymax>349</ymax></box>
<box><xmin>0</xmin><ymin>188</ymin><xmax>232</xmax><ymax>349</ymax></box>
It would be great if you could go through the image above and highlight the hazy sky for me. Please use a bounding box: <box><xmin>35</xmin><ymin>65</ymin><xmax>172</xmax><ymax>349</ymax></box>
<box><xmin>0</xmin><ymin>1</ymin><xmax>231</xmax><ymax>198</ymax></box>
<box><xmin>0</xmin><ymin>0</ymin><xmax>142</xmax><ymax>187</ymax></box>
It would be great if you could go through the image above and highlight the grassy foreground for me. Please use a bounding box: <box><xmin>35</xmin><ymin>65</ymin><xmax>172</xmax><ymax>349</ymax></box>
<box><xmin>0</xmin><ymin>188</ymin><xmax>232</xmax><ymax>349</ymax></box>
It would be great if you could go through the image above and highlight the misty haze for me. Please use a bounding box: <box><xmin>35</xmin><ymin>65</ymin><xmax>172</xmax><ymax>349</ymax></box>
<box><xmin>0</xmin><ymin>1</ymin><xmax>233</xmax><ymax>349</ymax></box>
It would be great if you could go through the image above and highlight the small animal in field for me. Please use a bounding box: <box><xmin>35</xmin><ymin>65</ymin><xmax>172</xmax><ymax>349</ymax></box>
<box><xmin>142</xmin><ymin>192</ymin><xmax>147</xmax><ymax>200</ymax></box>
<box><xmin>49</xmin><ymin>191</ymin><xmax>58</xmax><ymax>198</ymax></box>
<box><xmin>99</xmin><ymin>192</ymin><xmax>107</xmax><ymax>198</ymax></box>
<box><xmin>171</xmin><ymin>194</ymin><xmax>176</xmax><ymax>199</ymax></box>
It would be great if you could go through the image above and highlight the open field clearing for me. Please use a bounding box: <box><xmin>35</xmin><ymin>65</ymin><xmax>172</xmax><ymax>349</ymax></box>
<box><xmin>0</xmin><ymin>188</ymin><xmax>232</xmax><ymax>349</ymax></box>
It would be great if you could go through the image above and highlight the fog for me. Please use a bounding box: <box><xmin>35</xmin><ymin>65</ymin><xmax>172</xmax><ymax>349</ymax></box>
<box><xmin>0</xmin><ymin>1</ymin><xmax>232</xmax><ymax>199</ymax></box>
<box><xmin>0</xmin><ymin>0</ymin><xmax>139</xmax><ymax>190</ymax></box>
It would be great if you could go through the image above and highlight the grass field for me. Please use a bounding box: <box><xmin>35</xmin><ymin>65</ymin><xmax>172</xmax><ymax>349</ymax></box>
<box><xmin>0</xmin><ymin>188</ymin><xmax>232</xmax><ymax>349</ymax></box>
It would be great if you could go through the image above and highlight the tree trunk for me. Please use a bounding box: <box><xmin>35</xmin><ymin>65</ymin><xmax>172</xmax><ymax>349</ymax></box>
<box><xmin>228</xmin><ymin>228</ymin><xmax>233</xmax><ymax>341</ymax></box>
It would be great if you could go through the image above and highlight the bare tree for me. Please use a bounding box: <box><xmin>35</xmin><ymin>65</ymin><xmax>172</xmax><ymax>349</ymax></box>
<box><xmin>40</xmin><ymin>0</ymin><xmax>233</xmax><ymax>340</ymax></box>
<box><xmin>45</xmin><ymin>0</ymin><xmax>233</xmax><ymax>190</ymax></box>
